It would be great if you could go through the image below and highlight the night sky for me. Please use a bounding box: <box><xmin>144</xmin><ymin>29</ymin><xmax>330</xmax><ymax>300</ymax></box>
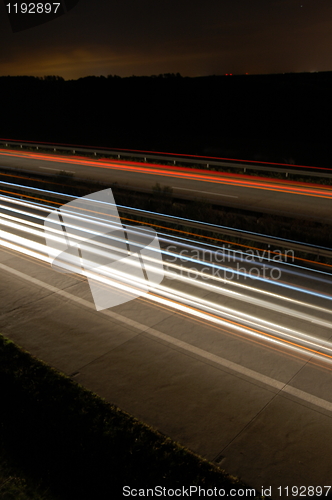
<box><xmin>1</xmin><ymin>0</ymin><xmax>332</xmax><ymax>79</ymax></box>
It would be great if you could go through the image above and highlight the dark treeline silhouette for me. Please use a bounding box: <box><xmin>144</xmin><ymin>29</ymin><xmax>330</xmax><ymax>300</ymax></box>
<box><xmin>1</xmin><ymin>72</ymin><xmax>331</xmax><ymax>166</ymax></box>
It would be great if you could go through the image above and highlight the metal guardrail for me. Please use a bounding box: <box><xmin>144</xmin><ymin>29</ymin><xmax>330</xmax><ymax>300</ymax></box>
<box><xmin>1</xmin><ymin>175</ymin><xmax>331</xmax><ymax>261</ymax></box>
<box><xmin>118</xmin><ymin>206</ymin><xmax>332</xmax><ymax>260</ymax></box>
<box><xmin>1</xmin><ymin>139</ymin><xmax>332</xmax><ymax>180</ymax></box>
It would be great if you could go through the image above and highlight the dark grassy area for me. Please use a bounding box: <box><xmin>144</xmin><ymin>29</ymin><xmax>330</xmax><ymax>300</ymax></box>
<box><xmin>0</xmin><ymin>452</ymin><xmax>56</xmax><ymax>500</ymax></box>
<box><xmin>0</xmin><ymin>335</ymin><xmax>264</xmax><ymax>499</ymax></box>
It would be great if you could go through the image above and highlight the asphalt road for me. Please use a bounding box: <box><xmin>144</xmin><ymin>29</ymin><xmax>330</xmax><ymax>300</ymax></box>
<box><xmin>1</xmin><ymin>148</ymin><xmax>332</xmax><ymax>223</ymax></box>
<box><xmin>1</xmin><ymin>198</ymin><xmax>332</xmax><ymax>493</ymax></box>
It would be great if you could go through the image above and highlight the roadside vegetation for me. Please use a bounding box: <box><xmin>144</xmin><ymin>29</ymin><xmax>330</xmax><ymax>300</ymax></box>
<box><xmin>0</xmin><ymin>335</ymin><xmax>263</xmax><ymax>499</ymax></box>
<box><xmin>1</xmin><ymin>72</ymin><xmax>332</xmax><ymax>169</ymax></box>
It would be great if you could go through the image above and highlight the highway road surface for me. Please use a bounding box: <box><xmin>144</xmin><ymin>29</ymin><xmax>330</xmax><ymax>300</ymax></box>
<box><xmin>1</xmin><ymin>191</ymin><xmax>332</xmax><ymax>493</ymax></box>
<box><xmin>1</xmin><ymin>147</ymin><xmax>332</xmax><ymax>223</ymax></box>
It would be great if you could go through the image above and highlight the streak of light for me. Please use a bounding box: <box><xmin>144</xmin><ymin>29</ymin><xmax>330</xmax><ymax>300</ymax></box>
<box><xmin>1</xmin><ymin>221</ymin><xmax>332</xmax><ymax>364</ymax></box>
<box><xmin>3</xmin><ymin>216</ymin><xmax>332</xmax><ymax>335</ymax></box>
<box><xmin>1</xmin><ymin>148</ymin><xmax>332</xmax><ymax>200</ymax></box>
<box><xmin>0</xmin><ymin>179</ymin><xmax>330</xmax><ymax>257</ymax></box>
<box><xmin>2</xmin><ymin>194</ymin><xmax>332</xmax><ymax>310</ymax></box>
<box><xmin>2</xmin><ymin>140</ymin><xmax>332</xmax><ymax>173</ymax></box>
<box><xmin>3</xmin><ymin>186</ymin><xmax>319</xmax><ymax>274</ymax></box>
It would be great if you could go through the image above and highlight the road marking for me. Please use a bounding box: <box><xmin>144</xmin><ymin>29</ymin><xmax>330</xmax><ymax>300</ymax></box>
<box><xmin>172</xmin><ymin>187</ymin><xmax>238</xmax><ymax>198</ymax></box>
<box><xmin>1</xmin><ymin>261</ymin><xmax>332</xmax><ymax>413</ymax></box>
<box><xmin>39</xmin><ymin>167</ymin><xmax>75</xmax><ymax>173</ymax></box>
<box><xmin>144</xmin><ymin>328</ymin><xmax>332</xmax><ymax>412</ymax></box>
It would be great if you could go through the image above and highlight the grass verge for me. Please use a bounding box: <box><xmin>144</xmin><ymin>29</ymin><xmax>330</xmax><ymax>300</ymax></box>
<box><xmin>0</xmin><ymin>335</ymin><xmax>263</xmax><ymax>500</ymax></box>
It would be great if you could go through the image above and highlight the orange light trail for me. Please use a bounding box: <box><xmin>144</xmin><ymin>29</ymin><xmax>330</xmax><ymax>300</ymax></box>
<box><xmin>1</xmin><ymin>184</ymin><xmax>331</xmax><ymax>271</ymax></box>
<box><xmin>1</xmin><ymin>148</ymin><xmax>332</xmax><ymax>200</ymax></box>
<box><xmin>2</xmin><ymin>137</ymin><xmax>332</xmax><ymax>173</ymax></box>
<box><xmin>2</xmin><ymin>195</ymin><xmax>332</xmax><ymax>365</ymax></box>
<box><xmin>2</xmin><ymin>226</ymin><xmax>332</xmax><ymax>364</ymax></box>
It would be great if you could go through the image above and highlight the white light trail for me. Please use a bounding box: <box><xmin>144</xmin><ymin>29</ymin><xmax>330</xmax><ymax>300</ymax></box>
<box><xmin>2</xmin><ymin>193</ymin><xmax>332</xmax><ymax>364</ymax></box>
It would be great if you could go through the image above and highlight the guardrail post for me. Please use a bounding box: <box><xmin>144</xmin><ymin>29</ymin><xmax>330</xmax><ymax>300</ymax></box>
<box><xmin>8</xmin><ymin>141</ymin><xmax>332</xmax><ymax>184</ymax></box>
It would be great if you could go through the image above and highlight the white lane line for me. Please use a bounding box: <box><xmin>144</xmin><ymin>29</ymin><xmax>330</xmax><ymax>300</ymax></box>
<box><xmin>1</xmin><ymin>261</ymin><xmax>332</xmax><ymax>413</ymax></box>
<box><xmin>172</xmin><ymin>187</ymin><xmax>238</xmax><ymax>198</ymax></box>
<box><xmin>145</xmin><ymin>327</ymin><xmax>332</xmax><ymax>412</ymax></box>
<box><xmin>39</xmin><ymin>167</ymin><xmax>75</xmax><ymax>173</ymax></box>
